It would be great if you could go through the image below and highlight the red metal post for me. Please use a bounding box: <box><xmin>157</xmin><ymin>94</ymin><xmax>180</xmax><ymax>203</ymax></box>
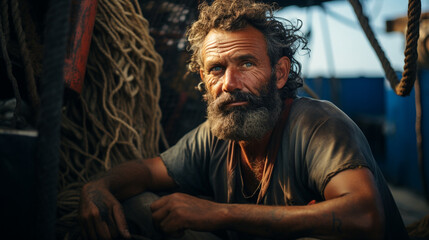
<box><xmin>63</xmin><ymin>0</ymin><xmax>98</xmax><ymax>94</ymax></box>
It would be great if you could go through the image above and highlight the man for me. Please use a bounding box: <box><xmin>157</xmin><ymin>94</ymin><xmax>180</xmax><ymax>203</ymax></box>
<box><xmin>79</xmin><ymin>0</ymin><xmax>408</xmax><ymax>239</ymax></box>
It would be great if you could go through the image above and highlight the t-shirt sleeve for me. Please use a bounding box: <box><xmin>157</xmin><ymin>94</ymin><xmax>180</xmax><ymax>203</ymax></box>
<box><xmin>160</xmin><ymin>122</ymin><xmax>213</xmax><ymax>196</ymax></box>
<box><xmin>304</xmin><ymin>116</ymin><xmax>371</xmax><ymax>198</ymax></box>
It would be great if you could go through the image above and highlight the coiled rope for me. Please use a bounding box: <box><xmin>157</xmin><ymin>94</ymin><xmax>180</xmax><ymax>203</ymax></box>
<box><xmin>10</xmin><ymin>0</ymin><xmax>39</xmax><ymax>111</ymax></box>
<box><xmin>0</xmin><ymin>0</ymin><xmax>21</xmax><ymax>127</ymax></box>
<box><xmin>56</xmin><ymin>0</ymin><xmax>164</xmax><ymax>238</ymax></box>
<box><xmin>349</xmin><ymin>0</ymin><xmax>421</xmax><ymax>96</ymax></box>
<box><xmin>350</xmin><ymin>0</ymin><xmax>429</xmax><ymax>235</ymax></box>
<box><xmin>0</xmin><ymin>0</ymin><xmax>43</xmax><ymax>127</ymax></box>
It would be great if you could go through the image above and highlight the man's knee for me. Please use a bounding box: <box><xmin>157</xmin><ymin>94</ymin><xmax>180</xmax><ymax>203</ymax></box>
<box><xmin>122</xmin><ymin>192</ymin><xmax>161</xmax><ymax>239</ymax></box>
<box><xmin>122</xmin><ymin>192</ymin><xmax>224</xmax><ymax>240</ymax></box>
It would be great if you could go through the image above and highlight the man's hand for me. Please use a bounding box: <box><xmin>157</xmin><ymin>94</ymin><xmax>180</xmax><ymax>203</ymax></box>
<box><xmin>150</xmin><ymin>193</ymin><xmax>226</xmax><ymax>237</ymax></box>
<box><xmin>79</xmin><ymin>181</ymin><xmax>131</xmax><ymax>240</ymax></box>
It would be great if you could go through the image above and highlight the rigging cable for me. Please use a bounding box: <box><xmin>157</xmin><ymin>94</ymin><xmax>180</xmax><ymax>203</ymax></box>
<box><xmin>348</xmin><ymin>0</ymin><xmax>421</xmax><ymax>96</ymax></box>
<box><xmin>301</xmin><ymin>6</ymin><xmax>320</xmax><ymax>99</ymax></box>
<box><xmin>320</xmin><ymin>4</ymin><xmax>340</xmax><ymax>106</ymax></box>
<box><xmin>350</xmin><ymin>0</ymin><xmax>428</xmax><ymax>206</ymax></box>
<box><xmin>414</xmin><ymin>74</ymin><xmax>428</xmax><ymax>201</ymax></box>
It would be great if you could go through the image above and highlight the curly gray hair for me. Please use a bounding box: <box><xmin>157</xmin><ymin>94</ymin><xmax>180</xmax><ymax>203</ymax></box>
<box><xmin>186</xmin><ymin>0</ymin><xmax>309</xmax><ymax>99</ymax></box>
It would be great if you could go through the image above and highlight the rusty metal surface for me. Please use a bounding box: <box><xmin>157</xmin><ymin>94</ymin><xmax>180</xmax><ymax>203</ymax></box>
<box><xmin>63</xmin><ymin>0</ymin><xmax>98</xmax><ymax>94</ymax></box>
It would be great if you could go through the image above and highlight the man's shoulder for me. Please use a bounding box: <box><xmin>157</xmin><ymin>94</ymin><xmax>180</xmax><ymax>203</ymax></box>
<box><xmin>181</xmin><ymin>120</ymin><xmax>212</xmax><ymax>141</ymax></box>
<box><xmin>290</xmin><ymin>97</ymin><xmax>347</xmax><ymax>122</ymax></box>
<box><xmin>286</xmin><ymin>97</ymin><xmax>362</xmax><ymax>145</ymax></box>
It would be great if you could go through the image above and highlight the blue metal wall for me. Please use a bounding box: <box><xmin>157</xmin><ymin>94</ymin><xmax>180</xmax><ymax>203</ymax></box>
<box><xmin>300</xmin><ymin>70</ymin><xmax>429</xmax><ymax>194</ymax></box>
<box><xmin>383</xmin><ymin>76</ymin><xmax>418</xmax><ymax>190</ymax></box>
<box><xmin>300</xmin><ymin>77</ymin><xmax>385</xmax><ymax>118</ymax></box>
<box><xmin>382</xmin><ymin>70</ymin><xmax>429</xmax><ymax>194</ymax></box>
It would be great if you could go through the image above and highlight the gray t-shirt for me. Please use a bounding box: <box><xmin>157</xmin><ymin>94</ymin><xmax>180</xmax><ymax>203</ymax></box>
<box><xmin>160</xmin><ymin>97</ymin><xmax>408</xmax><ymax>239</ymax></box>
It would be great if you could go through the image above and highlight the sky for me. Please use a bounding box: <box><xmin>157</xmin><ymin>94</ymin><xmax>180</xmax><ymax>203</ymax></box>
<box><xmin>277</xmin><ymin>0</ymin><xmax>429</xmax><ymax>78</ymax></box>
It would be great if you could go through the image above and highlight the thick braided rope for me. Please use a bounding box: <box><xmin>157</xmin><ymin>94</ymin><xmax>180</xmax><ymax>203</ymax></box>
<box><xmin>0</xmin><ymin>0</ymin><xmax>21</xmax><ymax>127</ymax></box>
<box><xmin>56</xmin><ymin>0</ymin><xmax>164</xmax><ymax>238</ymax></box>
<box><xmin>349</xmin><ymin>0</ymin><xmax>421</xmax><ymax>96</ymax></box>
<box><xmin>11</xmin><ymin>0</ymin><xmax>40</xmax><ymax>110</ymax></box>
<box><xmin>396</xmin><ymin>0</ymin><xmax>421</xmax><ymax>95</ymax></box>
<box><xmin>1</xmin><ymin>0</ymin><xmax>10</xmax><ymax>43</ymax></box>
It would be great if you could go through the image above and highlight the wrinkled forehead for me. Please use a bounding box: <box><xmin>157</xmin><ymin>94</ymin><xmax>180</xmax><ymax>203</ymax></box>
<box><xmin>200</xmin><ymin>26</ymin><xmax>268</xmax><ymax>62</ymax></box>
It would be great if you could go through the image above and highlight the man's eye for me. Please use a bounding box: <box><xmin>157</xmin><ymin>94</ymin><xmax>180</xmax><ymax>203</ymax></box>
<box><xmin>244</xmin><ymin>62</ymin><xmax>253</xmax><ymax>68</ymax></box>
<box><xmin>210</xmin><ymin>66</ymin><xmax>223</xmax><ymax>73</ymax></box>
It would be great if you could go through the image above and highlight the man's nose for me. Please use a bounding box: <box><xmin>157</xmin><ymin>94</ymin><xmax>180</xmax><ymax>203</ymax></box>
<box><xmin>222</xmin><ymin>68</ymin><xmax>243</xmax><ymax>93</ymax></box>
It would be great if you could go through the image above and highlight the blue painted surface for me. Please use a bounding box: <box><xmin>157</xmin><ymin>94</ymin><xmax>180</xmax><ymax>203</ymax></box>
<box><xmin>300</xmin><ymin>77</ymin><xmax>385</xmax><ymax>118</ymax></box>
<box><xmin>340</xmin><ymin>77</ymin><xmax>385</xmax><ymax>117</ymax></box>
<box><xmin>383</xmin><ymin>79</ymin><xmax>420</xmax><ymax>190</ymax></box>
<box><xmin>382</xmin><ymin>70</ymin><xmax>429</xmax><ymax>194</ymax></box>
<box><xmin>300</xmin><ymin>71</ymin><xmax>429</xmax><ymax>194</ymax></box>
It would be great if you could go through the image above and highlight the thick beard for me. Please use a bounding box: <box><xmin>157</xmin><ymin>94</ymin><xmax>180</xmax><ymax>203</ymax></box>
<box><xmin>205</xmin><ymin>75</ymin><xmax>282</xmax><ymax>141</ymax></box>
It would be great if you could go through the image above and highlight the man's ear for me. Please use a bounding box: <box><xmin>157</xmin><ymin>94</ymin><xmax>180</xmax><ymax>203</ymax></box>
<box><xmin>275</xmin><ymin>56</ymin><xmax>291</xmax><ymax>89</ymax></box>
<box><xmin>199</xmin><ymin>69</ymin><xmax>205</xmax><ymax>81</ymax></box>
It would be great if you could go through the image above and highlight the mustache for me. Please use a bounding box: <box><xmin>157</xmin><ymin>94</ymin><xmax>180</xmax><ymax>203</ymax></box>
<box><xmin>210</xmin><ymin>91</ymin><xmax>265</xmax><ymax>112</ymax></box>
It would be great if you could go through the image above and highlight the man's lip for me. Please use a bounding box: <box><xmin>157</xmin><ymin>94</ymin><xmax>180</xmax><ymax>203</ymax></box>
<box><xmin>225</xmin><ymin>101</ymin><xmax>248</xmax><ymax>107</ymax></box>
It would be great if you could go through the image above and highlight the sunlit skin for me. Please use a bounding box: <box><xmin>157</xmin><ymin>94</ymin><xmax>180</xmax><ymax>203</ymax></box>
<box><xmin>79</xmin><ymin>26</ymin><xmax>385</xmax><ymax>240</ymax></box>
<box><xmin>199</xmin><ymin>26</ymin><xmax>290</xmax><ymax>178</ymax></box>
<box><xmin>199</xmin><ymin>26</ymin><xmax>288</xmax><ymax>109</ymax></box>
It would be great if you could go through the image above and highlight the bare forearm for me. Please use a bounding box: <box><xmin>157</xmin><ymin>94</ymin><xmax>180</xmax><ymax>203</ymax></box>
<box><xmin>99</xmin><ymin>159</ymin><xmax>152</xmax><ymax>200</ymax></box>
<box><xmin>85</xmin><ymin>157</ymin><xmax>175</xmax><ymax>201</ymax></box>
<box><xmin>221</xmin><ymin>194</ymin><xmax>384</xmax><ymax>239</ymax></box>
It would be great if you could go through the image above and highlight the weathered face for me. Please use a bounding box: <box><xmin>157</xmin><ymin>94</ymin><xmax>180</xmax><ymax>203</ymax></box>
<box><xmin>199</xmin><ymin>26</ymin><xmax>287</xmax><ymax>141</ymax></box>
<box><xmin>200</xmin><ymin>26</ymin><xmax>273</xmax><ymax>100</ymax></box>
